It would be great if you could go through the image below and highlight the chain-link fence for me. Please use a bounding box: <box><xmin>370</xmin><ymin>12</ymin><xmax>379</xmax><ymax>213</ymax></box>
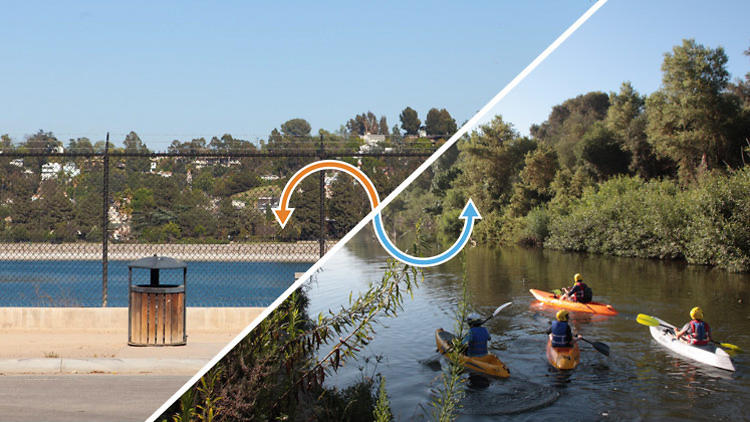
<box><xmin>0</xmin><ymin>134</ymin><xmax>434</xmax><ymax>306</ymax></box>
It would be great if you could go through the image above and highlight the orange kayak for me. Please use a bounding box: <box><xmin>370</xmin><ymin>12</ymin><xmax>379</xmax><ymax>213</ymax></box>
<box><xmin>529</xmin><ymin>289</ymin><xmax>618</xmax><ymax>316</ymax></box>
<box><xmin>546</xmin><ymin>337</ymin><xmax>580</xmax><ymax>370</ymax></box>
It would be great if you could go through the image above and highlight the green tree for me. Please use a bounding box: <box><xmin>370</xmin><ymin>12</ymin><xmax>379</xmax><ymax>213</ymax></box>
<box><xmin>456</xmin><ymin>116</ymin><xmax>534</xmax><ymax>213</ymax></box>
<box><xmin>280</xmin><ymin>118</ymin><xmax>312</xmax><ymax>138</ymax></box>
<box><xmin>425</xmin><ymin>108</ymin><xmax>457</xmax><ymax>138</ymax></box>
<box><xmin>122</xmin><ymin>131</ymin><xmax>151</xmax><ymax>172</ymax></box>
<box><xmin>578</xmin><ymin>123</ymin><xmax>631</xmax><ymax>179</ymax></box>
<box><xmin>176</xmin><ymin>192</ymin><xmax>216</xmax><ymax>240</ymax></box>
<box><xmin>729</xmin><ymin>45</ymin><xmax>750</xmax><ymax>109</ymax></box>
<box><xmin>273</xmin><ymin>120</ymin><xmax>314</xmax><ymax>174</ymax></box>
<box><xmin>347</xmin><ymin>112</ymin><xmax>381</xmax><ymax>136</ymax></box>
<box><xmin>606</xmin><ymin>82</ymin><xmax>674</xmax><ymax>178</ymax></box>
<box><xmin>606</xmin><ymin>82</ymin><xmax>644</xmax><ymax>136</ymax></box>
<box><xmin>130</xmin><ymin>187</ymin><xmax>157</xmax><ymax>231</ymax></box>
<box><xmin>36</xmin><ymin>180</ymin><xmax>76</xmax><ymax>241</ymax></box>
<box><xmin>216</xmin><ymin>198</ymin><xmax>242</xmax><ymax>241</ymax></box>
<box><xmin>123</xmin><ymin>131</ymin><xmax>148</xmax><ymax>152</ymax></box>
<box><xmin>73</xmin><ymin>191</ymin><xmax>102</xmax><ymax>240</ymax></box>
<box><xmin>67</xmin><ymin>137</ymin><xmax>94</xmax><ymax>153</ymax></box>
<box><xmin>168</xmin><ymin>137</ymin><xmax>208</xmax><ymax>154</ymax></box>
<box><xmin>390</xmin><ymin>124</ymin><xmax>402</xmax><ymax>144</ymax></box>
<box><xmin>378</xmin><ymin>116</ymin><xmax>388</xmax><ymax>135</ymax></box>
<box><xmin>266</xmin><ymin>128</ymin><xmax>283</xmax><ymax>148</ymax></box>
<box><xmin>327</xmin><ymin>174</ymin><xmax>368</xmax><ymax>238</ymax></box>
<box><xmin>508</xmin><ymin>146</ymin><xmax>559</xmax><ymax>217</ymax></box>
<box><xmin>430</xmin><ymin>143</ymin><xmax>461</xmax><ymax>198</ymax></box>
<box><xmin>208</xmin><ymin>134</ymin><xmax>256</xmax><ymax>153</ymax></box>
<box><xmin>646</xmin><ymin>39</ymin><xmax>743</xmax><ymax>181</ymax></box>
<box><xmin>22</xmin><ymin>130</ymin><xmax>62</xmax><ymax>173</ymax></box>
<box><xmin>212</xmin><ymin>170</ymin><xmax>260</xmax><ymax>197</ymax></box>
<box><xmin>399</xmin><ymin>106</ymin><xmax>421</xmax><ymax>135</ymax></box>
<box><xmin>0</xmin><ymin>134</ymin><xmax>12</xmax><ymax>150</ymax></box>
<box><xmin>280</xmin><ymin>177</ymin><xmax>321</xmax><ymax>241</ymax></box>
<box><xmin>531</xmin><ymin>92</ymin><xmax>610</xmax><ymax>168</ymax></box>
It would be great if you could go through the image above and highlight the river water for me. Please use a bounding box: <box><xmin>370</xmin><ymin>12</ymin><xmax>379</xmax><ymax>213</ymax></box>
<box><xmin>308</xmin><ymin>230</ymin><xmax>750</xmax><ymax>421</ymax></box>
<box><xmin>0</xmin><ymin>260</ymin><xmax>310</xmax><ymax>306</ymax></box>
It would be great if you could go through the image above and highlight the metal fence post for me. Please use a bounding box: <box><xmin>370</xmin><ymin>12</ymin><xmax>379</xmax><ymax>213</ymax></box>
<box><xmin>102</xmin><ymin>133</ymin><xmax>110</xmax><ymax>307</ymax></box>
<box><xmin>0</xmin><ymin>141</ymin><xmax>434</xmax><ymax>306</ymax></box>
<box><xmin>318</xmin><ymin>134</ymin><xmax>325</xmax><ymax>258</ymax></box>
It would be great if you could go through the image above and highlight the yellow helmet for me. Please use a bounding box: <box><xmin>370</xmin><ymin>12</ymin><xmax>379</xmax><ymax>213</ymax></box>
<box><xmin>556</xmin><ymin>309</ymin><xmax>569</xmax><ymax>321</ymax></box>
<box><xmin>574</xmin><ymin>273</ymin><xmax>583</xmax><ymax>282</ymax></box>
<box><xmin>690</xmin><ymin>307</ymin><xmax>703</xmax><ymax>320</ymax></box>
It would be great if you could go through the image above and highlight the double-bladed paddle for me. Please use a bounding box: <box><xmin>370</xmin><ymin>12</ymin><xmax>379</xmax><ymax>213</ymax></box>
<box><xmin>636</xmin><ymin>313</ymin><xmax>742</xmax><ymax>353</ymax></box>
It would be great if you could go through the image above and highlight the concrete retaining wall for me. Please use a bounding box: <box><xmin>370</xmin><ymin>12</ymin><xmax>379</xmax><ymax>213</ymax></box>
<box><xmin>0</xmin><ymin>307</ymin><xmax>264</xmax><ymax>332</ymax></box>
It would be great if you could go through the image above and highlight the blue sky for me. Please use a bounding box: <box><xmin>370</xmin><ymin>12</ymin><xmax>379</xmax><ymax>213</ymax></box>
<box><xmin>1</xmin><ymin>1</ymin><xmax>748</xmax><ymax>150</ymax></box>
<box><xmin>492</xmin><ymin>0</ymin><xmax>750</xmax><ymax>135</ymax></box>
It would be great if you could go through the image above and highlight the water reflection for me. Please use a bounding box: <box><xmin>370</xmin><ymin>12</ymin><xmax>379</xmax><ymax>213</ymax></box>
<box><xmin>309</xmin><ymin>229</ymin><xmax>750</xmax><ymax>420</ymax></box>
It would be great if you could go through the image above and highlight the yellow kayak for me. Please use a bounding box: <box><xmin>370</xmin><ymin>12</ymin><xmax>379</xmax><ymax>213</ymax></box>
<box><xmin>546</xmin><ymin>337</ymin><xmax>580</xmax><ymax>370</ymax></box>
<box><xmin>435</xmin><ymin>328</ymin><xmax>510</xmax><ymax>378</ymax></box>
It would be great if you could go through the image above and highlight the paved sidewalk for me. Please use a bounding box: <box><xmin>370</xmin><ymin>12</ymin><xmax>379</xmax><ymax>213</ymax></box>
<box><xmin>0</xmin><ymin>307</ymin><xmax>263</xmax><ymax>375</ymax></box>
<box><xmin>0</xmin><ymin>307</ymin><xmax>265</xmax><ymax>421</ymax></box>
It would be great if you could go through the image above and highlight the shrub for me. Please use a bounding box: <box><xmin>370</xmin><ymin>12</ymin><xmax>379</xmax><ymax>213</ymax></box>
<box><xmin>544</xmin><ymin>170</ymin><xmax>750</xmax><ymax>272</ymax></box>
<box><xmin>682</xmin><ymin>169</ymin><xmax>750</xmax><ymax>271</ymax></box>
<box><xmin>521</xmin><ymin>206</ymin><xmax>550</xmax><ymax>246</ymax></box>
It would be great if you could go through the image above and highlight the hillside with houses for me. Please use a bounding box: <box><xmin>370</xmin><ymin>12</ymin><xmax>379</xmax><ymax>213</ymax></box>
<box><xmin>0</xmin><ymin>108</ymin><xmax>453</xmax><ymax>244</ymax></box>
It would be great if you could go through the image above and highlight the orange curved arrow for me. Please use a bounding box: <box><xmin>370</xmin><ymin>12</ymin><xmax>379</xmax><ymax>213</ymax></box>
<box><xmin>272</xmin><ymin>160</ymin><xmax>380</xmax><ymax>228</ymax></box>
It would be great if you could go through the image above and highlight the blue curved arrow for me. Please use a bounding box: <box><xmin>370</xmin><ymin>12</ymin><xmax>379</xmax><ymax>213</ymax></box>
<box><xmin>372</xmin><ymin>199</ymin><xmax>482</xmax><ymax>267</ymax></box>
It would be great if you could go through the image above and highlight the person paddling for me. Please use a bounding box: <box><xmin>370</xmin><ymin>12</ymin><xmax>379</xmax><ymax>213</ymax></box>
<box><xmin>548</xmin><ymin>310</ymin><xmax>580</xmax><ymax>348</ymax></box>
<box><xmin>675</xmin><ymin>307</ymin><xmax>713</xmax><ymax>346</ymax></box>
<box><xmin>561</xmin><ymin>273</ymin><xmax>592</xmax><ymax>303</ymax></box>
<box><xmin>462</xmin><ymin>313</ymin><xmax>491</xmax><ymax>357</ymax></box>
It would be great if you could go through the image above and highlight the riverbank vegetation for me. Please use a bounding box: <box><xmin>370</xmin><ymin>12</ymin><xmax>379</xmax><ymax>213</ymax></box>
<box><xmin>388</xmin><ymin>39</ymin><xmax>750</xmax><ymax>272</ymax></box>
<box><xmin>159</xmin><ymin>258</ymin><xmax>421</xmax><ymax>421</ymax></box>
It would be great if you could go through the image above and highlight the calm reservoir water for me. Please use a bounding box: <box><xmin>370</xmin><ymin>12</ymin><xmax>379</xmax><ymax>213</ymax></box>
<box><xmin>0</xmin><ymin>260</ymin><xmax>310</xmax><ymax>306</ymax></box>
<box><xmin>309</xmin><ymin>231</ymin><xmax>750</xmax><ymax>421</ymax></box>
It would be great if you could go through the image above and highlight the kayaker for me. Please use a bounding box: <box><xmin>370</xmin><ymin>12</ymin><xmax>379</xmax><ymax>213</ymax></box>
<box><xmin>548</xmin><ymin>310</ymin><xmax>580</xmax><ymax>348</ymax></box>
<box><xmin>561</xmin><ymin>273</ymin><xmax>592</xmax><ymax>303</ymax></box>
<box><xmin>675</xmin><ymin>307</ymin><xmax>712</xmax><ymax>346</ymax></box>
<box><xmin>462</xmin><ymin>313</ymin><xmax>490</xmax><ymax>357</ymax></box>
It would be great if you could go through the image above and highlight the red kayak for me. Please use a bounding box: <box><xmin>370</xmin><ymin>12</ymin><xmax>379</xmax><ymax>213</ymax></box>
<box><xmin>529</xmin><ymin>289</ymin><xmax>617</xmax><ymax>316</ymax></box>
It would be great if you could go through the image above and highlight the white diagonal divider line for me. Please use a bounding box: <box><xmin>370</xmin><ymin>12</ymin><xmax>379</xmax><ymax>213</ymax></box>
<box><xmin>145</xmin><ymin>1</ymin><xmax>608</xmax><ymax>420</ymax></box>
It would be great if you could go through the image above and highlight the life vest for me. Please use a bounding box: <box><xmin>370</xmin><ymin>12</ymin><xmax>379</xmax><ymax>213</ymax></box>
<box><xmin>571</xmin><ymin>282</ymin><xmax>590</xmax><ymax>303</ymax></box>
<box><xmin>689</xmin><ymin>320</ymin><xmax>710</xmax><ymax>346</ymax></box>
<box><xmin>550</xmin><ymin>321</ymin><xmax>571</xmax><ymax>348</ymax></box>
<box><xmin>466</xmin><ymin>326</ymin><xmax>490</xmax><ymax>357</ymax></box>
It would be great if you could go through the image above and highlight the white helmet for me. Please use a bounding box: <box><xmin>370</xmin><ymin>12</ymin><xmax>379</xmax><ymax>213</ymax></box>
<box><xmin>466</xmin><ymin>313</ymin><xmax>482</xmax><ymax>326</ymax></box>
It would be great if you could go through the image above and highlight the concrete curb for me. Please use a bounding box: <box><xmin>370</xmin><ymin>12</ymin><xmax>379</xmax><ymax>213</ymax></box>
<box><xmin>0</xmin><ymin>358</ymin><xmax>207</xmax><ymax>375</ymax></box>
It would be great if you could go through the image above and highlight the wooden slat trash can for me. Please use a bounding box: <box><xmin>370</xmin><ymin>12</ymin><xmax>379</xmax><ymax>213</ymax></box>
<box><xmin>128</xmin><ymin>255</ymin><xmax>187</xmax><ymax>346</ymax></box>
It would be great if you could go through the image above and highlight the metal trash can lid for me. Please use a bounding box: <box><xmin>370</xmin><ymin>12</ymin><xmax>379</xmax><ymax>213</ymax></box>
<box><xmin>127</xmin><ymin>255</ymin><xmax>187</xmax><ymax>269</ymax></box>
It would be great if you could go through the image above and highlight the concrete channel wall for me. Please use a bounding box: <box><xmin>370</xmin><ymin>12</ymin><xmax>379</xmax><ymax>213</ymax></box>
<box><xmin>0</xmin><ymin>307</ymin><xmax>264</xmax><ymax>332</ymax></box>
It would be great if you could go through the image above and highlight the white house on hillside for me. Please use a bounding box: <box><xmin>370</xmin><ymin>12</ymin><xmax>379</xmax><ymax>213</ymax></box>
<box><xmin>359</xmin><ymin>133</ymin><xmax>386</xmax><ymax>153</ymax></box>
<box><xmin>41</xmin><ymin>162</ymin><xmax>80</xmax><ymax>180</ymax></box>
<box><xmin>41</xmin><ymin>163</ymin><xmax>61</xmax><ymax>180</ymax></box>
